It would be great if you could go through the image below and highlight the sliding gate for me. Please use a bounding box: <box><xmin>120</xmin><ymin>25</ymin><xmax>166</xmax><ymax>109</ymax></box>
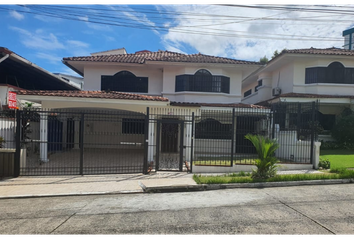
<box><xmin>17</xmin><ymin>109</ymin><xmax>147</xmax><ymax>176</ymax></box>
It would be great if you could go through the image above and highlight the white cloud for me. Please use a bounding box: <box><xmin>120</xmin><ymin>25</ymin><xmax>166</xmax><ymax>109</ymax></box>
<box><xmin>78</xmin><ymin>16</ymin><xmax>89</xmax><ymax>22</ymax></box>
<box><xmin>109</xmin><ymin>5</ymin><xmax>160</xmax><ymax>36</ymax></box>
<box><xmin>9</xmin><ymin>10</ymin><xmax>24</xmax><ymax>21</ymax></box>
<box><xmin>159</xmin><ymin>5</ymin><xmax>354</xmax><ymax>61</ymax></box>
<box><xmin>36</xmin><ymin>52</ymin><xmax>61</xmax><ymax>64</ymax></box>
<box><xmin>67</xmin><ymin>40</ymin><xmax>90</xmax><ymax>48</ymax></box>
<box><xmin>9</xmin><ymin>26</ymin><xmax>65</xmax><ymax>50</ymax></box>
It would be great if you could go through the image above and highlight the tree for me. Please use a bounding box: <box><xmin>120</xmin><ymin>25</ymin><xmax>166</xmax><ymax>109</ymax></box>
<box><xmin>259</xmin><ymin>55</ymin><xmax>269</xmax><ymax>64</ymax></box>
<box><xmin>271</xmin><ymin>48</ymin><xmax>287</xmax><ymax>59</ymax></box>
<box><xmin>245</xmin><ymin>134</ymin><xmax>279</xmax><ymax>179</ymax></box>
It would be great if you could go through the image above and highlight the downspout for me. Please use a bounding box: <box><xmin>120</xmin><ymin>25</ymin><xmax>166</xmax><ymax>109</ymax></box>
<box><xmin>0</xmin><ymin>54</ymin><xmax>10</xmax><ymax>64</ymax></box>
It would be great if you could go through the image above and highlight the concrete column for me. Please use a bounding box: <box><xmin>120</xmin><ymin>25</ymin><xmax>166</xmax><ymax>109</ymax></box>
<box><xmin>313</xmin><ymin>141</ymin><xmax>322</xmax><ymax>169</ymax></box>
<box><xmin>184</xmin><ymin>116</ymin><xmax>192</xmax><ymax>162</ymax></box>
<box><xmin>39</xmin><ymin>112</ymin><xmax>48</xmax><ymax>162</ymax></box>
<box><xmin>148</xmin><ymin>116</ymin><xmax>155</xmax><ymax>163</ymax></box>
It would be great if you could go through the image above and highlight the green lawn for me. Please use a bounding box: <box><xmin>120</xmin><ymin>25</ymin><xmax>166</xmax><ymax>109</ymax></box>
<box><xmin>320</xmin><ymin>149</ymin><xmax>354</xmax><ymax>169</ymax></box>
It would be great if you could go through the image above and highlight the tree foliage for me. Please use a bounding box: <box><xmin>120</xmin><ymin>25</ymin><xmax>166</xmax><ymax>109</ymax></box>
<box><xmin>331</xmin><ymin>108</ymin><xmax>354</xmax><ymax>147</ymax></box>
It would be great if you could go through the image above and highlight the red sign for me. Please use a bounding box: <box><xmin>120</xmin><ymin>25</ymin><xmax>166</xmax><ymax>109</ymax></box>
<box><xmin>8</xmin><ymin>91</ymin><xmax>17</xmax><ymax>109</ymax></box>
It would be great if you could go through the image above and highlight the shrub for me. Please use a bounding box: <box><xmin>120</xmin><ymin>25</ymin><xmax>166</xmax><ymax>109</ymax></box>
<box><xmin>0</xmin><ymin>136</ymin><xmax>5</xmax><ymax>148</ymax></box>
<box><xmin>331</xmin><ymin>109</ymin><xmax>354</xmax><ymax>148</ymax></box>
<box><xmin>319</xmin><ymin>158</ymin><xmax>331</xmax><ymax>169</ymax></box>
<box><xmin>245</xmin><ymin>134</ymin><xmax>279</xmax><ymax>179</ymax></box>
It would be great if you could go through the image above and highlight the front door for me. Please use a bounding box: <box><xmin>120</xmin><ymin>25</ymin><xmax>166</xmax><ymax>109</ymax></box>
<box><xmin>156</xmin><ymin>119</ymin><xmax>184</xmax><ymax>171</ymax></box>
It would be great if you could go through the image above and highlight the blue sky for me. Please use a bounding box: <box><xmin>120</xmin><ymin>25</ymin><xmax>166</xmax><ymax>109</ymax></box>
<box><xmin>1</xmin><ymin>3</ymin><xmax>354</xmax><ymax>77</ymax></box>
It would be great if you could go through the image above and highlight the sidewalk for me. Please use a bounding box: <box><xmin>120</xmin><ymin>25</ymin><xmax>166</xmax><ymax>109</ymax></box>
<box><xmin>0</xmin><ymin>169</ymin><xmax>345</xmax><ymax>199</ymax></box>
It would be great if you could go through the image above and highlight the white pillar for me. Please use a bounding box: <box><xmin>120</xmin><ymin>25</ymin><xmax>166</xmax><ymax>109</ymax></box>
<box><xmin>148</xmin><ymin>116</ymin><xmax>155</xmax><ymax>163</ymax></box>
<box><xmin>184</xmin><ymin>116</ymin><xmax>192</xmax><ymax>162</ymax></box>
<box><xmin>313</xmin><ymin>141</ymin><xmax>322</xmax><ymax>169</ymax></box>
<box><xmin>39</xmin><ymin>112</ymin><xmax>48</xmax><ymax>162</ymax></box>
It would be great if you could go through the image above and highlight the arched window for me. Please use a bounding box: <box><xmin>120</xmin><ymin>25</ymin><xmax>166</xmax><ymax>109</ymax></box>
<box><xmin>195</xmin><ymin>69</ymin><xmax>212</xmax><ymax>76</ymax></box>
<box><xmin>305</xmin><ymin>61</ymin><xmax>354</xmax><ymax>84</ymax></box>
<box><xmin>327</xmin><ymin>62</ymin><xmax>344</xmax><ymax>83</ymax></box>
<box><xmin>175</xmin><ymin>69</ymin><xmax>230</xmax><ymax>93</ymax></box>
<box><xmin>101</xmin><ymin>70</ymin><xmax>148</xmax><ymax>93</ymax></box>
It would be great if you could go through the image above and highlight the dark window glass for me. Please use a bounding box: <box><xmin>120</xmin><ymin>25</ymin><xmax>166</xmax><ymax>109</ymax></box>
<box><xmin>101</xmin><ymin>71</ymin><xmax>148</xmax><ymax>93</ymax></box>
<box><xmin>175</xmin><ymin>69</ymin><xmax>230</xmax><ymax>93</ymax></box>
<box><xmin>318</xmin><ymin>113</ymin><xmax>336</xmax><ymax>131</ymax></box>
<box><xmin>195</xmin><ymin>118</ymin><xmax>232</xmax><ymax>139</ymax></box>
<box><xmin>243</xmin><ymin>89</ymin><xmax>252</xmax><ymax>97</ymax></box>
<box><xmin>122</xmin><ymin>118</ymin><xmax>145</xmax><ymax>134</ymax></box>
<box><xmin>305</xmin><ymin>62</ymin><xmax>354</xmax><ymax>84</ymax></box>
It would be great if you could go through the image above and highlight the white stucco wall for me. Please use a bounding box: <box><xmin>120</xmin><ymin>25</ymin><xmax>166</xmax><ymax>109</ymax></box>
<box><xmin>83</xmin><ymin>64</ymin><xmax>163</xmax><ymax>95</ymax></box>
<box><xmin>293</xmin><ymin>58</ymin><xmax>354</xmax><ymax>96</ymax></box>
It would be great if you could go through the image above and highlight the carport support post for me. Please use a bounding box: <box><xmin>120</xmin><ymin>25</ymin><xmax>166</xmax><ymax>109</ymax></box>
<box><xmin>39</xmin><ymin>112</ymin><xmax>49</xmax><ymax>163</ymax></box>
<box><xmin>79</xmin><ymin>113</ymin><xmax>84</xmax><ymax>175</ymax></box>
<box><xmin>14</xmin><ymin>110</ymin><xmax>21</xmax><ymax>177</ymax></box>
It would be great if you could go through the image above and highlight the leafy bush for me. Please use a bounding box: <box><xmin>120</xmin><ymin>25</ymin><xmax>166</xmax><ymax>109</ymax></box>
<box><xmin>320</xmin><ymin>141</ymin><xmax>354</xmax><ymax>150</ymax></box>
<box><xmin>0</xmin><ymin>136</ymin><xmax>5</xmax><ymax>148</ymax></box>
<box><xmin>245</xmin><ymin>134</ymin><xmax>279</xmax><ymax>179</ymax></box>
<box><xmin>331</xmin><ymin>109</ymin><xmax>354</xmax><ymax>148</ymax></box>
<box><xmin>318</xmin><ymin>158</ymin><xmax>331</xmax><ymax>169</ymax></box>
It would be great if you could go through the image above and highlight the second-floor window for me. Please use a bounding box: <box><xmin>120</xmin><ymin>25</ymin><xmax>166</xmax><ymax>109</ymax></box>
<box><xmin>175</xmin><ymin>69</ymin><xmax>230</xmax><ymax>93</ymax></box>
<box><xmin>305</xmin><ymin>62</ymin><xmax>354</xmax><ymax>84</ymax></box>
<box><xmin>101</xmin><ymin>71</ymin><xmax>148</xmax><ymax>93</ymax></box>
<box><xmin>243</xmin><ymin>89</ymin><xmax>252</xmax><ymax>97</ymax></box>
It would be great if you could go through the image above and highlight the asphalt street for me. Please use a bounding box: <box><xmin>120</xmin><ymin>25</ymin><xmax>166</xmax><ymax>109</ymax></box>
<box><xmin>1</xmin><ymin>183</ymin><xmax>354</xmax><ymax>234</ymax></box>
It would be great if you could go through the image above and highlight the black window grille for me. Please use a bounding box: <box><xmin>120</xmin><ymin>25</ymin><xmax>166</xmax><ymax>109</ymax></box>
<box><xmin>101</xmin><ymin>71</ymin><xmax>148</xmax><ymax>93</ymax></box>
<box><xmin>305</xmin><ymin>62</ymin><xmax>354</xmax><ymax>84</ymax></box>
<box><xmin>243</xmin><ymin>89</ymin><xmax>252</xmax><ymax>97</ymax></box>
<box><xmin>122</xmin><ymin>118</ymin><xmax>145</xmax><ymax>134</ymax></box>
<box><xmin>195</xmin><ymin>118</ymin><xmax>232</xmax><ymax>139</ymax></box>
<box><xmin>175</xmin><ymin>69</ymin><xmax>230</xmax><ymax>93</ymax></box>
<box><xmin>255</xmin><ymin>79</ymin><xmax>263</xmax><ymax>92</ymax></box>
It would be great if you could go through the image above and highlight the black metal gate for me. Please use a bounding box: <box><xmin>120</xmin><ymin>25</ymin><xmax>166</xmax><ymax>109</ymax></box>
<box><xmin>155</xmin><ymin>119</ymin><xmax>184</xmax><ymax>171</ymax></box>
<box><xmin>15</xmin><ymin>109</ymin><xmax>147</xmax><ymax>176</ymax></box>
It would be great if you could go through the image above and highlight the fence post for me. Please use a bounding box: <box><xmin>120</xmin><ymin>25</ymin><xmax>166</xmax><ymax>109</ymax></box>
<box><xmin>14</xmin><ymin>110</ymin><xmax>21</xmax><ymax>177</ymax></box>
<box><xmin>271</xmin><ymin>104</ymin><xmax>276</xmax><ymax>139</ymax></box>
<box><xmin>310</xmin><ymin>101</ymin><xmax>316</xmax><ymax>165</ymax></box>
<box><xmin>79</xmin><ymin>113</ymin><xmax>84</xmax><ymax>175</ymax></box>
<box><xmin>143</xmin><ymin>107</ymin><xmax>149</xmax><ymax>174</ymax></box>
<box><xmin>230</xmin><ymin>108</ymin><xmax>235</xmax><ymax>167</ymax></box>
<box><xmin>190</xmin><ymin>112</ymin><xmax>194</xmax><ymax>173</ymax></box>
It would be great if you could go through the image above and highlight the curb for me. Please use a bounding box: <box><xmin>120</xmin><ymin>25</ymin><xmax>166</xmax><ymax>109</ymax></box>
<box><xmin>143</xmin><ymin>178</ymin><xmax>354</xmax><ymax>193</ymax></box>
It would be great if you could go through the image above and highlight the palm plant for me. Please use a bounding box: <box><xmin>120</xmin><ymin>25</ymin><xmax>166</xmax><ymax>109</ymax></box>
<box><xmin>245</xmin><ymin>134</ymin><xmax>279</xmax><ymax>179</ymax></box>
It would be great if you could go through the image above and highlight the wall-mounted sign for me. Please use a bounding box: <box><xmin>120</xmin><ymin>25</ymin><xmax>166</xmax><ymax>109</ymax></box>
<box><xmin>8</xmin><ymin>91</ymin><xmax>17</xmax><ymax>109</ymax></box>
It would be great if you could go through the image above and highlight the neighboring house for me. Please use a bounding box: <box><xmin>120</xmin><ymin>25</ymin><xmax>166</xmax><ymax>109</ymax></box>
<box><xmin>53</xmin><ymin>73</ymin><xmax>84</xmax><ymax>90</ymax></box>
<box><xmin>0</xmin><ymin>47</ymin><xmax>79</xmax><ymax>109</ymax></box>
<box><xmin>241</xmin><ymin>47</ymin><xmax>354</xmax><ymax>141</ymax></box>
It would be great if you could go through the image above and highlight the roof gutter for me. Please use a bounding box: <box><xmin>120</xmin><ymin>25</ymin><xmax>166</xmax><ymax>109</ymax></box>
<box><xmin>0</xmin><ymin>54</ymin><xmax>10</xmax><ymax>64</ymax></box>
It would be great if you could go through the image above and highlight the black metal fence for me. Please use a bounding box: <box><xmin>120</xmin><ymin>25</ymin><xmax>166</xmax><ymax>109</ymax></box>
<box><xmin>14</xmin><ymin>109</ymin><xmax>147</xmax><ymax>176</ymax></box>
<box><xmin>192</xmin><ymin>101</ymin><xmax>318</xmax><ymax>167</ymax></box>
<box><xmin>0</xmin><ymin>101</ymin><xmax>318</xmax><ymax>177</ymax></box>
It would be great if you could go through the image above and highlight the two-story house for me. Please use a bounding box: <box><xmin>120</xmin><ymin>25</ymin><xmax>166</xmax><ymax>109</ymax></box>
<box><xmin>15</xmin><ymin>49</ymin><xmax>276</xmax><ymax>174</ymax></box>
<box><xmin>241</xmin><ymin>47</ymin><xmax>354</xmax><ymax>141</ymax></box>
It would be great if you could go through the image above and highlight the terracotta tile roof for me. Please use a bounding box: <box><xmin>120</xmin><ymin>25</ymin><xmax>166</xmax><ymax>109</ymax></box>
<box><xmin>256</xmin><ymin>92</ymin><xmax>354</xmax><ymax>106</ymax></box>
<box><xmin>170</xmin><ymin>101</ymin><xmax>269</xmax><ymax>109</ymax></box>
<box><xmin>282</xmin><ymin>47</ymin><xmax>354</xmax><ymax>56</ymax></box>
<box><xmin>279</xmin><ymin>92</ymin><xmax>354</xmax><ymax>99</ymax></box>
<box><xmin>17</xmin><ymin>90</ymin><xmax>169</xmax><ymax>102</ymax></box>
<box><xmin>63</xmin><ymin>50</ymin><xmax>261</xmax><ymax>65</ymax></box>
